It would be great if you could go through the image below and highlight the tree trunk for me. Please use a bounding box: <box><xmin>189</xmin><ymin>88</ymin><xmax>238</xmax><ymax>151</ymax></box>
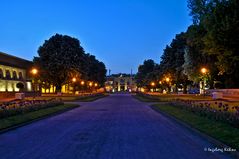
<box><xmin>183</xmin><ymin>83</ymin><xmax>187</xmax><ymax>94</ymax></box>
<box><xmin>175</xmin><ymin>82</ymin><xmax>179</xmax><ymax>93</ymax></box>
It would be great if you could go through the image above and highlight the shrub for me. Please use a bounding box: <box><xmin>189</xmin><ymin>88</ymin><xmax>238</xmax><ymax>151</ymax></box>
<box><xmin>16</xmin><ymin>82</ymin><xmax>25</xmax><ymax>92</ymax></box>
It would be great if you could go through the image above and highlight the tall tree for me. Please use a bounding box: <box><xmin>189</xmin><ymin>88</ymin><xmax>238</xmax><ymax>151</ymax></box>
<box><xmin>159</xmin><ymin>32</ymin><xmax>188</xmax><ymax>93</ymax></box>
<box><xmin>136</xmin><ymin>59</ymin><xmax>157</xmax><ymax>88</ymax></box>
<box><xmin>187</xmin><ymin>0</ymin><xmax>212</xmax><ymax>24</ymax></box>
<box><xmin>188</xmin><ymin>0</ymin><xmax>239</xmax><ymax>87</ymax></box>
<box><xmin>183</xmin><ymin>24</ymin><xmax>219</xmax><ymax>88</ymax></box>
<box><xmin>183</xmin><ymin>24</ymin><xmax>207</xmax><ymax>82</ymax></box>
<box><xmin>203</xmin><ymin>0</ymin><xmax>239</xmax><ymax>87</ymax></box>
<box><xmin>34</xmin><ymin>34</ymin><xmax>85</xmax><ymax>92</ymax></box>
<box><xmin>85</xmin><ymin>54</ymin><xmax>107</xmax><ymax>86</ymax></box>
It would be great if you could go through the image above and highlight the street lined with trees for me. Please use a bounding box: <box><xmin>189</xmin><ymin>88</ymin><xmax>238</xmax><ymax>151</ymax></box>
<box><xmin>0</xmin><ymin>94</ymin><xmax>231</xmax><ymax>159</ymax></box>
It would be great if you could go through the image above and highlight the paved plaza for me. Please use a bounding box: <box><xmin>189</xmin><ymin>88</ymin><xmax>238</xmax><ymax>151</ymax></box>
<box><xmin>0</xmin><ymin>94</ymin><xmax>232</xmax><ymax>159</ymax></box>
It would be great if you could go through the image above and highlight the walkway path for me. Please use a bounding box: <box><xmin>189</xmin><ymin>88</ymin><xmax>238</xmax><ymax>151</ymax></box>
<box><xmin>0</xmin><ymin>94</ymin><xmax>232</xmax><ymax>159</ymax></box>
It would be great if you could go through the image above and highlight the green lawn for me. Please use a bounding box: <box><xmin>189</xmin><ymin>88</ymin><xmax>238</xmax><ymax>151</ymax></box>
<box><xmin>74</xmin><ymin>94</ymin><xmax>108</xmax><ymax>102</ymax></box>
<box><xmin>134</xmin><ymin>93</ymin><xmax>212</xmax><ymax>102</ymax></box>
<box><xmin>152</xmin><ymin>103</ymin><xmax>239</xmax><ymax>150</ymax></box>
<box><xmin>0</xmin><ymin>103</ymin><xmax>79</xmax><ymax>131</ymax></box>
<box><xmin>133</xmin><ymin>94</ymin><xmax>161</xmax><ymax>102</ymax></box>
<box><xmin>26</xmin><ymin>93</ymin><xmax>108</xmax><ymax>102</ymax></box>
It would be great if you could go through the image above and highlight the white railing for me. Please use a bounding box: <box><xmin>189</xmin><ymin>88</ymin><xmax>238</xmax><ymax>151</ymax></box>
<box><xmin>208</xmin><ymin>89</ymin><xmax>239</xmax><ymax>97</ymax></box>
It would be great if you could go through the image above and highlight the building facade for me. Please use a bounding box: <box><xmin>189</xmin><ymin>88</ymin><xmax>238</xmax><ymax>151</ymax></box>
<box><xmin>0</xmin><ymin>52</ymin><xmax>33</xmax><ymax>93</ymax></box>
<box><xmin>0</xmin><ymin>52</ymin><xmax>80</xmax><ymax>94</ymax></box>
<box><xmin>105</xmin><ymin>74</ymin><xmax>137</xmax><ymax>92</ymax></box>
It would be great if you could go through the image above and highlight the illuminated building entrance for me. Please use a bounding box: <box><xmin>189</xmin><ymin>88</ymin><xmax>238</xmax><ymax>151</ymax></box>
<box><xmin>105</xmin><ymin>74</ymin><xmax>137</xmax><ymax>92</ymax></box>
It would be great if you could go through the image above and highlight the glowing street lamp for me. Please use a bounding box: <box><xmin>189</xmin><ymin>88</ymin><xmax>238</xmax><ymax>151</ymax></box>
<box><xmin>151</xmin><ymin>82</ymin><xmax>155</xmax><ymax>87</ymax></box>
<box><xmin>89</xmin><ymin>82</ymin><xmax>93</xmax><ymax>87</ymax></box>
<box><xmin>72</xmin><ymin>77</ymin><xmax>76</xmax><ymax>82</ymax></box>
<box><xmin>30</xmin><ymin>68</ymin><xmax>38</xmax><ymax>98</ymax></box>
<box><xmin>159</xmin><ymin>81</ymin><xmax>162</xmax><ymax>84</ymax></box>
<box><xmin>151</xmin><ymin>82</ymin><xmax>155</xmax><ymax>92</ymax></box>
<box><xmin>31</xmin><ymin>68</ymin><xmax>38</xmax><ymax>75</ymax></box>
<box><xmin>141</xmin><ymin>88</ymin><xmax>145</xmax><ymax>92</ymax></box>
<box><xmin>164</xmin><ymin>77</ymin><xmax>171</xmax><ymax>94</ymax></box>
<box><xmin>165</xmin><ymin>77</ymin><xmax>170</xmax><ymax>82</ymax></box>
<box><xmin>81</xmin><ymin>81</ymin><xmax>85</xmax><ymax>85</ymax></box>
<box><xmin>94</xmin><ymin>83</ymin><xmax>98</xmax><ymax>92</ymax></box>
<box><xmin>201</xmin><ymin>67</ymin><xmax>207</xmax><ymax>74</ymax></box>
<box><xmin>71</xmin><ymin>78</ymin><xmax>77</xmax><ymax>94</ymax></box>
<box><xmin>200</xmin><ymin>67</ymin><xmax>208</xmax><ymax>95</ymax></box>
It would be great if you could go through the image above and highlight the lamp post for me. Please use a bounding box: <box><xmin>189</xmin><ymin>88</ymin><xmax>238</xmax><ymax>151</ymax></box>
<box><xmin>72</xmin><ymin>77</ymin><xmax>76</xmax><ymax>94</ymax></box>
<box><xmin>89</xmin><ymin>82</ymin><xmax>93</xmax><ymax>87</ymax></box>
<box><xmin>88</xmin><ymin>82</ymin><xmax>93</xmax><ymax>93</ymax></box>
<box><xmin>94</xmin><ymin>83</ymin><xmax>98</xmax><ymax>92</ymax></box>
<box><xmin>80</xmin><ymin>81</ymin><xmax>85</xmax><ymax>94</ymax></box>
<box><xmin>151</xmin><ymin>82</ymin><xmax>155</xmax><ymax>92</ymax></box>
<box><xmin>165</xmin><ymin>77</ymin><xmax>171</xmax><ymax>93</ymax></box>
<box><xmin>31</xmin><ymin>68</ymin><xmax>38</xmax><ymax>98</ymax></box>
<box><xmin>200</xmin><ymin>67</ymin><xmax>208</xmax><ymax>95</ymax></box>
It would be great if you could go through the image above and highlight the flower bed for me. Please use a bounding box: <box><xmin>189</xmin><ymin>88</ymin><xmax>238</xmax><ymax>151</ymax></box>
<box><xmin>170</xmin><ymin>99</ymin><xmax>239</xmax><ymax>128</ymax></box>
<box><xmin>0</xmin><ymin>99</ymin><xmax>64</xmax><ymax>119</ymax></box>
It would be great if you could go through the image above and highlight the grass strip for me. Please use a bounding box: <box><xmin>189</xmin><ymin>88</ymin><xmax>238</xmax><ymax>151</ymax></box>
<box><xmin>133</xmin><ymin>94</ymin><xmax>161</xmax><ymax>102</ymax></box>
<box><xmin>75</xmin><ymin>94</ymin><xmax>108</xmax><ymax>102</ymax></box>
<box><xmin>31</xmin><ymin>94</ymin><xmax>108</xmax><ymax>102</ymax></box>
<box><xmin>134</xmin><ymin>93</ymin><xmax>212</xmax><ymax>102</ymax></box>
<box><xmin>152</xmin><ymin>103</ymin><xmax>239</xmax><ymax>150</ymax></box>
<box><xmin>0</xmin><ymin>104</ymin><xmax>79</xmax><ymax>131</ymax></box>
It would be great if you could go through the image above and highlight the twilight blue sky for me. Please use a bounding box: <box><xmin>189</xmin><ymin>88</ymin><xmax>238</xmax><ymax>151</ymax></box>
<box><xmin>0</xmin><ymin>0</ymin><xmax>191</xmax><ymax>74</ymax></box>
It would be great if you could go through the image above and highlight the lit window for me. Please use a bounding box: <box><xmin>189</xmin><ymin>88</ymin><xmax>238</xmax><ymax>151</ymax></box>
<box><xmin>6</xmin><ymin>70</ymin><xmax>11</xmax><ymax>79</ymax></box>
<box><xmin>13</xmin><ymin>71</ymin><xmax>17</xmax><ymax>79</ymax></box>
<box><xmin>0</xmin><ymin>69</ymin><xmax>3</xmax><ymax>78</ymax></box>
<box><xmin>19</xmin><ymin>72</ymin><xmax>23</xmax><ymax>79</ymax></box>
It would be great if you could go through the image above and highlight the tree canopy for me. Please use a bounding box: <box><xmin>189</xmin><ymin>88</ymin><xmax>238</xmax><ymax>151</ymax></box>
<box><xmin>188</xmin><ymin>0</ymin><xmax>239</xmax><ymax>87</ymax></box>
<box><xmin>137</xmin><ymin>0</ymin><xmax>239</xmax><ymax>91</ymax></box>
<box><xmin>34</xmin><ymin>34</ymin><xmax>106</xmax><ymax>92</ymax></box>
<box><xmin>135</xmin><ymin>59</ymin><xmax>158</xmax><ymax>88</ymax></box>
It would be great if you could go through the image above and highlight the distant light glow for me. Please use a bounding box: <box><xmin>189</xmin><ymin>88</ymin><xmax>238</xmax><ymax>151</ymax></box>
<box><xmin>201</xmin><ymin>68</ymin><xmax>207</xmax><ymax>74</ymax></box>
<box><xmin>72</xmin><ymin>77</ymin><xmax>76</xmax><ymax>82</ymax></box>
<box><xmin>31</xmin><ymin>68</ymin><xmax>38</xmax><ymax>75</ymax></box>
<box><xmin>89</xmin><ymin>82</ymin><xmax>93</xmax><ymax>86</ymax></box>
<box><xmin>151</xmin><ymin>82</ymin><xmax>155</xmax><ymax>86</ymax></box>
<box><xmin>141</xmin><ymin>88</ymin><xmax>145</xmax><ymax>92</ymax></box>
<box><xmin>166</xmin><ymin>77</ymin><xmax>170</xmax><ymax>82</ymax></box>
